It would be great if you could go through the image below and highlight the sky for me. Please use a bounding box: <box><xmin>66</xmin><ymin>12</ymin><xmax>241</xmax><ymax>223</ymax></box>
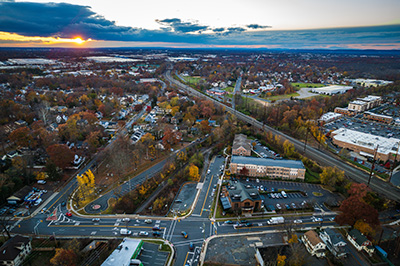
<box><xmin>0</xmin><ymin>0</ymin><xmax>400</xmax><ymax>49</ymax></box>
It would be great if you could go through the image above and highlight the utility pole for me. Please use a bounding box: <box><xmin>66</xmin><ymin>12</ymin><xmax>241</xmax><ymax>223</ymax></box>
<box><xmin>368</xmin><ymin>145</ymin><xmax>379</xmax><ymax>187</ymax></box>
<box><xmin>304</xmin><ymin>128</ymin><xmax>309</xmax><ymax>153</ymax></box>
<box><xmin>389</xmin><ymin>141</ymin><xmax>400</xmax><ymax>183</ymax></box>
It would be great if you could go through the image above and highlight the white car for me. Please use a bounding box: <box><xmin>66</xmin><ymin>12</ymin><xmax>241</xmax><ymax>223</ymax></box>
<box><xmin>122</xmin><ymin>218</ymin><xmax>130</xmax><ymax>222</ymax></box>
<box><xmin>139</xmin><ymin>231</ymin><xmax>149</xmax><ymax>236</ymax></box>
<box><xmin>144</xmin><ymin>219</ymin><xmax>152</xmax><ymax>224</ymax></box>
<box><xmin>312</xmin><ymin>216</ymin><xmax>323</xmax><ymax>222</ymax></box>
<box><xmin>293</xmin><ymin>219</ymin><xmax>302</xmax><ymax>224</ymax></box>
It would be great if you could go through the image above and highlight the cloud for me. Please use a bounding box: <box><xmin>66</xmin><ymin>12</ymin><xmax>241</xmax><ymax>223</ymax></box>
<box><xmin>0</xmin><ymin>2</ymin><xmax>399</xmax><ymax>49</ymax></box>
<box><xmin>156</xmin><ymin>18</ymin><xmax>209</xmax><ymax>33</ymax></box>
<box><xmin>246</xmin><ymin>24</ymin><xmax>271</xmax><ymax>29</ymax></box>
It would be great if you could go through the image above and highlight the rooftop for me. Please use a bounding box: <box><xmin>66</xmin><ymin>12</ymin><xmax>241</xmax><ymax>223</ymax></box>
<box><xmin>319</xmin><ymin>112</ymin><xmax>342</xmax><ymax>122</ymax></box>
<box><xmin>332</xmin><ymin>128</ymin><xmax>400</xmax><ymax>155</ymax></box>
<box><xmin>231</xmin><ymin>155</ymin><xmax>305</xmax><ymax>169</ymax></box>
<box><xmin>101</xmin><ymin>238</ymin><xmax>142</xmax><ymax>266</ymax></box>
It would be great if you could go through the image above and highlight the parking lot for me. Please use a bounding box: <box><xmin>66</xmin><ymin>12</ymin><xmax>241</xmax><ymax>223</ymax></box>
<box><xmin>169</xmin><ymin>182</ymin><xmax>198</xmax><ymax>214</ymax></box>
<box><xmin>137</xmin><ymin>242</ymin><xmax>169</xmax><ymax>266</ymax></box>
<box><xmin>252</xmin><ymin>140</ymin><xmax>281</xmax><ymax>159</ymax></box>
<box><xmin>238</xmin><ymin>178</ymin><xmax>342</xmax><ymax>212</ymax></box>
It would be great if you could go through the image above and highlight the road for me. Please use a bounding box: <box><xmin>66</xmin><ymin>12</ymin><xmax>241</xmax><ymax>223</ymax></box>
<box><xmin>164</xmin><ymin>69</ymin><xmax>400</xmax><ymax>202</ymax></box>
<box><xmin>232</xmin><ymin>76</ymin><xmax>242</xmax><ymax>109</ymax></box>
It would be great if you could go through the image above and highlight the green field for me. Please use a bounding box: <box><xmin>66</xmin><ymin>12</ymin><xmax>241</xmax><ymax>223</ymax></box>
<box><xmin>291</xmin><ymin>82</ymin><xmax>325</xmax><ymax>88</ymax></box>
<box><xmin>224</xmin><ymin>85</ymin><xmax>235</xmax><ymax>92</ymax></box>
<box><xmin>182</xmin><ymin>76</ymin><xmax>203</xmax><ymax>85</ymax></box>
<box><xmin>264</xmin><ymin>92</ymin><xmax>300</xmax><ymax>101</ymax></box>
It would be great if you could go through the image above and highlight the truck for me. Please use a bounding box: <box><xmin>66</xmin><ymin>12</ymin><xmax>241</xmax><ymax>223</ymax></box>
<box><xmin>120</xmin><ymin>228</ymin><xmax>132</xmax><ymax>235</ymax></box>
<box><xmin>267</xmin><ymin>216</ymin><xmax>285</xmax><ymax>225</ymax></box>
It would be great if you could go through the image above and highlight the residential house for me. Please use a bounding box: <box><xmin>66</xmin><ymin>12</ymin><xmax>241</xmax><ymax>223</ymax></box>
<box><xmin>347</xmin><ymin>229</ymin><xmax>374</xmax><ymax>256</ymax></box>
<box><xmin>232</xmin><ymin>134</ymin><xmax>252</xmax><ymax>157</ymax></box>
<box><xmin>302</xmin><ymin>230</ymin><xmax>326</xmax><ymax>258</ymax></box>
<box><xmin>0</xmin><ymin>235</ymin><xmax>32</xmax><ymax>266</ymax></box>
<box><xmin>220</xmin><ymin>181</ymin><xmax>262</xmax><ymax>213</ymax></box>
<box><xmin>319</xmin><ymin>228</ymin><xmax>347</xmax><ymax>258</ymax></box>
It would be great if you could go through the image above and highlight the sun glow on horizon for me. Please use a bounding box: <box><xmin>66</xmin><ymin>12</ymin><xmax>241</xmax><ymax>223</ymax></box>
<box><xmin>0</xmin><ymin>32</ymin><xmax>91</xmax><ymax>47</ymax></box>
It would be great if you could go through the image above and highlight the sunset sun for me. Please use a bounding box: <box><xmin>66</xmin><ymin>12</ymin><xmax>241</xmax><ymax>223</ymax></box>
<box><xmin>73</xmin><ymin>37</ymin><xmax>84</xmax><ymax>44</ymax></box>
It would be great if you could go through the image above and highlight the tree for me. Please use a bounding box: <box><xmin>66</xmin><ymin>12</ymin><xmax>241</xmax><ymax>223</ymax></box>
<box><xmin>9</xmin><ymin>126</ymin><xmax>33</xmax><ymax>148</ymax></box>
<box><xmin>277</xmin><ymin>254</ymin><xmax>286</xmax><ymax>266</ymax></box>
<box><xmin>239</xmin><ymin>166</ymin><xmax>249</xmax><ymax>176</ymax></box>
<box><xmin>50</xmin><ymin>248</ymin><xmax>78</xmax><ymax>266</ymax></box>
<box><xmin>76</xmin><ymin>169</ymin><xmax>96</xmax><ymax>203</ymax></box>
<box><xmin>283</xmin><ymin>140</ymin><xmax>296</xmax><ymax>158</ymax></box>
<box><xmin>46</xmin><ymin>144</ymin><xmax>74</xmax><ymax>169</ymax></box>
<box><xmin>336</xmin><ymin>195</ymin><xmax>379</xmax><ymax>226</ymax></box>
<box><xmin>354</xmin><ymin>220</ymin><xmax>375</xmax><ymax>237</ymax></box>
<box><xmin>187</xmin><ymin>164</ymin><xmax>200</xmax><ymax>181</ymax></box>
<box><xmin>320</xmin><ymin>166</ymin><xmax>344</xmax><ymax>187</ymax></box>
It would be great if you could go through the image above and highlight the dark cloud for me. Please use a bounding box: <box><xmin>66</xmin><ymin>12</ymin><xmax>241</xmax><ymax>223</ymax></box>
<box><xmin>156</xmin><ymin>18</ymin><xmax>209</xmax><ymax>33</ymax></box>
<box><xmin>0</xmin><ymin>2</ymin><xmax>399</xmax><ymax>49</ymax></box>
<box><xmin>246</xmin><ymin>24</ymin><xmax>271</xmax><ymax>29</ymax></box>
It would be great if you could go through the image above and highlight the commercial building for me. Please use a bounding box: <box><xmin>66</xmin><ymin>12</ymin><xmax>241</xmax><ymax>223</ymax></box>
<box><xmin>348</xmin><ymin>96</ymin><xmax>382</xmax><ymax>112</ymax></box>
<box><xmin>363</xmin><ymin>111</ymin><xmax>393</xmax><ymax>124</ymax></box>
<box><xmin>331</xmin><ymin>128</ymin><xmax>400</xmax><ymax>161</ymax></box>
<box><xmin>351</xmin><ymin>78</ymin><xmax>393</xmax><ymax>88</ymax></box>
<box><xmin>101</xmin><ymin>238</ymin><xmax>143</xmax><ymax>266</ymax></box>
<box><xmin>318</xmin><ymin>112</ymin><xmax>342</xmax><ymax>125</ymax></box>
<box><xmin>311</xmin><ymin>85</ymin><xmax>353</xmax><ymax>96</ymax></box>
<box><xmin>229</xmin><ymin>156</ymin><xmax>305</xmax><ymax>180</ymax></box>
<box><xmin>0</xmin><ymin>235</ymin><xmax>32</xmax><ymax>266</ymax></box>
<box><xmin>220</xmin><ymin>181</ymin><xmax>262</xmax><ymax>213</ymax></box>
<box><xmin>232</xmin><ymin>134</ymin><xmax>252</xmax><ymax>156</ymax></box>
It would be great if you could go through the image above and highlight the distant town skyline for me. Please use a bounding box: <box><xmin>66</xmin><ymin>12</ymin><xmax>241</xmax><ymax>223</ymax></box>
<box><xmin>0</xmin><ymin>0</ymin><xmax>399</xmax><ymax>49</ymax></box>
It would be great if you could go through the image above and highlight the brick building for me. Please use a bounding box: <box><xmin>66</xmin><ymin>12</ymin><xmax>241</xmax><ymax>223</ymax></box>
<box><xmin>232</xmin><ymin>134</ymin><xmax>252</xmax><ymax>157</ymax></box>
<box><xmin>220</xmin><ymin>181</ymin><xmax>262</xmax><ymax>213</ymax></box>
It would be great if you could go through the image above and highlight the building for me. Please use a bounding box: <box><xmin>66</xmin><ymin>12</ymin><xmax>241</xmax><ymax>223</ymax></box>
<box><xmin>302</xmin><ymin>230</ymin><xmax>326</xmax><ymax>258</ymax></box>
<box><xmin>348</xmin><ymin>100</ymin><xmax>368</xmax><ymax>112</ymax></box>
<box><xmin>331</xmin><ymin>128</ymin><xmax>400</xmax><ymax>162</ymax></box>
<box><xmin>311</xmin><ymin>85</ymin><xmax>353</xmax><ymax>96</ymax></box>
<box><xmin>206</xmin><ymin>88</ymin><xmax>227</xmax><ymax>96</ymax></box>
<box><xmin>351</xmin><ymin>78</ymin><xmax>393</xmax><ymax>88</ymax></box>
<box><xmin>357</xmin><ymin>96</ymin><xmax>382</xmax><ymax>109</ymax></box>
<box><xmin>232</xmin><ymin>134</ymin><xmax>252</xmax><ymax>156</ymax></box>
<box><xmin>347</xmin><ymin>229</ymin><xmax>374</xmax><ymax>256</ymax></box>
<box><xmin>101</xmin><ymin>238</ymin><xmax>143</xmax><ymax>266</ymax></box>
<box><xmin>319</xmin><ymin>228</ymin><xmax>347</xmax><ymax>258</ymax></box>
<box><xmin>220</xmin><ymin>181</ymin><xmax>262</xmax><ymax>213</ymax></box>
<box><xmin>229</xmin><ymin>156</ymin><xmax>305</xmax><ymax>180</ymax></box>
<box><xmin>334</xmin><ymin>107</ymin><xmax>356</xmax><ymax>116</ymax></box>
<box><xmin>363</xmin><ymin>111</ymin><xmax>393</xmax><ymax>124</ymax></box>
<box><xmin>318</xmin><ymin>112</ymin><xmax>342</xmax><ymax>125</ymax></box>
<box><xmin>6</xmin><ymin>186</ymin><xmax>32</xmax><ymax>205</ymax></box>
<box><xmin>0</xmin><ymin>235</ymin><xmax>32</xmax><ymax>266</ymax></box>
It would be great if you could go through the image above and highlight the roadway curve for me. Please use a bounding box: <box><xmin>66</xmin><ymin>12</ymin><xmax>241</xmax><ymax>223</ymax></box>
<box><xmin>164</xmin><ymin>70</ymin><xmax>400</xmax><ymax>202</ymax></box>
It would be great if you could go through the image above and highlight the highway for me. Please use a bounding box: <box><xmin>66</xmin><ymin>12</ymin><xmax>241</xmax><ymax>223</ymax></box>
<box><xmin>164</xmin><ymin>69</ymin><xmax>400</xmax><ymax>201</ymax></box>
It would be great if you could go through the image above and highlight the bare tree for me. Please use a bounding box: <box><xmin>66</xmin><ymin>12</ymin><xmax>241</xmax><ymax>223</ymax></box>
<box><xmin>37</xmin><ymin>101</ymin><xmax>50</xmax><ymax>126</ymax></box>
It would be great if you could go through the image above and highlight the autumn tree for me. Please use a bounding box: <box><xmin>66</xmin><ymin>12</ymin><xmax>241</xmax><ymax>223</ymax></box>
<box><xmin>277</xmin><ymin>254</ymin><xmax>286</xmax><ymax>266</ymax></box>
<box><xmin>354</xmin><ymin>220</ymin><xmax>375</xmax><ymax>237</ymax></box>
<box><xmin>46</xmin><ymin>144</ymin><xmax>74</xmax><ymax>169</ymax></box>
<box><xmin>320</xmin><ymin>166</ymin><xmax>345</xmax><ymax>187</ymax></box>
<box><xmin>187</xmin><ymin>164</ymin><xmax>200</xmax><ymax>181</ymax></box>
<box><xmin>283</xmin><ymin>140</ymin><xmax>296</xmax><ymax>158</ymax></box>
<box><xmin>239</xmin><ymin>166</ymin><xmax>249</xmax><ymax>177</ymax></box>
<box><xmin>9</xmin><ymin>126</ymin><xmax>34</xmax><ymax>148</ymax></box>
<box><xmin>76</xmin><ymin>169</ymin><xmax>96</xmax><ymax>203</ymax></box>
<box><xmin>50</xmin><ymin>248</ymin><xmax>78</xmax><ymax>266</ymax></box>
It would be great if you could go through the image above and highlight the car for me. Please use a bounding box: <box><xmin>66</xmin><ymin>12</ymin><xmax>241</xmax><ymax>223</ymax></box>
<box><xmin>189</xmin><ymin>242</ymin><xmax>194</xmax><ymax>250</ymax></box>
<box><xmin>153</xmin><ymin>231</ymin><xmax>161</xmax><ymax>237</ymax></box>
<box><xmin>276</xmin><ymin>204</ymin><xmax>282</xmax><ymax>210</ymax></box>
<box><xmin>240</xmin><ymin>220</ymin><xmax>248</xmax><ymax>224</ymax></box>
<box><xmin>152</xmin><ymin>226</ymin><xmax>161</xmax><ymax>231</ymax></box>
<box><xmin>270</xmin><ymin>193</ymin><xmax>275</xmax><ymax>199</ymax></box>
<box><xmin>175</xmin><ymin>199</ymin><xmax>182</xmax><ymax>203</ymax></box>
<box><xmin>294</xmin><ymin>219</ymin><xmax>302</xmax><ymax>224</ymax></box>
<box><xmin>181</xmin><ymin>231</ymin><xmax>188</xmax><ymax>238</ymax></box>
<box><xmin>66</xmin><ymin>212</ymin><xmax>72</xmax><ymax>217</ymax></box>
<box><xmin>92</xmin><ymin>218</ymin><xmax>100</xmax><ymax>223</ymax></box>
<box><xmin>245</xmin><ymin>222</ymin><xmax>253</xmax><ymax>227</ymax></box>
<box><xmin>139</xmin><ymin>231</ymin><xmax>149</xmax><ymax>236</ymax></box>
<box><xmin>233</xmin><ymin>223</ymin><xmax>244</xmax><ymax>229</ymax></box>
<box><xmin>256</xmin><ymin>179</ymin><xmax>260</xmax><ymax>183</ymax></box>
<box><xmin>311</xmin><ymin>216</ymin><xmax>323</xmax><ymax>222</ymax></box>
<box><xmin>291</xmin><ymin>203</ymin><xmax>297</xmax><ymax>209</ymax></box>
<box><xmin>224</xmin><ymin>220</ymin><xmax>234</xmax><ymax>224</ymax></box>
<box><xmin>285</xmin><ymin>204</ymin><xmax>291</xmax><ymax>210</ymax></box>
<box><xmin>144</xmin><ymin>219</ymin><xmax>152</xmax><ymax>224</ymax></box>
<box><xmin>42</xmin><ymin>190</ymin><xmax>47</xmax><ymax>193</ymax></box>
<box><xmin>37</xmin><ymin>180</ymin><xmax>46</xmax><ymax>184</ymax></box>
<box><xmin>122</xmin><ymin>218</ymin><xmax>130</xmax><ymax>222</ymax></box>
<box><xmin>61</xmin><ymin>201</ymin><xmax>66</xmax><ymax>207</ymax></box>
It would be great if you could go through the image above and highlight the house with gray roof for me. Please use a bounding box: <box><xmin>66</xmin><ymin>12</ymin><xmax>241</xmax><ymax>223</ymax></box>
<box><xmin>0</xmin><ymin>235</ymin><xmax>31</xmax><ymax>266</ymax></box>
<box><xmin>232</xmin><ymin>134</ymin><xmax>252</xmax><ymax>156</ymax></box>
<box><xmin>319</xmin><ymin>228</ymin><xmax>347</xmax><ymax>258</ymax></box>
<box><xmin>229</xmin><ymin>155</ymin><xmax>305</xmax><ymax>180</ymax></box>
<box><xmin>221</xmin><ymin>181</ymin><xmax>261</xmax><ymax>213</ymax></box>
<box><xmin>347</xmin><ymin>229</ymin><xmax>374</xmax><ymax>256</ymax></box>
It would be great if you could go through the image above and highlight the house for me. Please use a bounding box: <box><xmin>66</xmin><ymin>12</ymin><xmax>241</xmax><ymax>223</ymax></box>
<box><xmin>221</xmin><ymin>181</ymin><xmax>262</xmax><ymax>213</ymax></box>
<box><xmin>302</xmin><ymin>230</ymin><xmax>326</xmax><ymax>258</ymax></box>
<box><xmin>319</xmin><ymin>228</ymin><xmax>347</xmax><ymax>258</ymax></box>
<box><xmin>0</xmin><ymin>235</ymin><xmax>32</xmax><ymax>266</ymax></box>
<box><xmin>232</xmin><ymin>134</ymin><xmax>252</xmax><ymax>157</ymax></box>
<box><xmin>347</xmin><ymin>229</ymin><xmax>374</xmax><ymax>256</ymax></box>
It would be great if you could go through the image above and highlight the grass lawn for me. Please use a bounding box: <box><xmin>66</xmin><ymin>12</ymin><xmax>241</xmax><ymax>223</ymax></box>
<box><xmin>224</xmin><ymin>84</ymin><xmax>235</xmax><ymax>92</ymax></box>
<box><xmin>305</xmin><ymin>169</ymin><xmax>321</xmax><ymax>183</ymax></box>
<box><xmin>291</xmin><ymin>82</ymin><xmax>325</xmax><ymax>88</ymax></box>
<box><xmin>182</xmin><ymin>76</ymin><xmax>203</xmax><ymax>85</ymax></box>
<box><xmin>263</xmin><ymin>92</ymin><xmax>300</xmax><ymax>101</ymax></box>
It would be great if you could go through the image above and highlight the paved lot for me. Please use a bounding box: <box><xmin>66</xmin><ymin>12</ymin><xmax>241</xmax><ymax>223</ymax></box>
<box><xmin>170</xmin><ymin>182</ymin><xmax>197</xmax><ymax>213</ymax></box>
<box><xmin>205</xmin><ymin>233</ymin><xmax>284</xmax><ymax>265</ymax></box>
<box><xmin>137</xmin><ymin>242</ymin><xmax>169</xmax><ymax>266</ymax></box>
<box><xmin>238</xmin><ymin>178</ymin><xmax>342</xmax><ymax>212</ymax></box>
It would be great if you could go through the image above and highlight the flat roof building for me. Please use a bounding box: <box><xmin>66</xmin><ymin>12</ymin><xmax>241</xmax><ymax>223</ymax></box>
<box><xmin>101</xmin><ymin>239</ymin><xmax>143</xmax><ymax>266</ymax></box>
<box><xmin>311</xmin><ymin>85</ymin><xmax>353</xmax><ymax>96</ymax></box>
<box><xmin>230</xmin><ymin>156</ymin><xmax>305</xmax><ymax>180</ymax></box>
<box><xmin>319</xmin><ymin>112</ymin><xmax>342</xmax><ymax>124</ymax></box>
<box><xmin>331</xmin><ymin>128</ymin><xmax>400</xmax><ymax>161</ymax></box>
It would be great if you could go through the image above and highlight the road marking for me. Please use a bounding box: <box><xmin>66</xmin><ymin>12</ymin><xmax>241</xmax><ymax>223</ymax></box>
<box><xmin>114</xmin><ymin>222</ymin><xmax>120</xmax><ymax>226</ymax></box>
<box><xmin>90</xmin><ymin>231</ymin><xmax>97</xmax><ymax>235</ymax></box>
<box><xmin>74</xmin><ymin>222</ymin><xmax>80</xmax><ymax>226</ymax></box>
<box><xmin>200</xmin><ymin>175</ymin><xmax>214</xmax><ymax>216</ymax></box>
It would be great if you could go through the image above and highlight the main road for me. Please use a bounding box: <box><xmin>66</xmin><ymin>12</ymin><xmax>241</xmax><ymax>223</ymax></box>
<box><xmin>164</xmin><ymin>69</ymin><xmax>400</xmax><ymax>202</ymax></box>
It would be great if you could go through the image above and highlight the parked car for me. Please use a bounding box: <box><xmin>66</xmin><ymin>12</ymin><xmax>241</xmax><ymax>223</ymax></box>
<box><xmin>224</xmin><ymin>220</ymin><xmax>234</xmax><ymax>224</ymax></box>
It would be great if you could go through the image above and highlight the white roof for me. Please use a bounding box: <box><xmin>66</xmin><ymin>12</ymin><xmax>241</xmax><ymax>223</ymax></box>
<box><xmin>332</xmin><ymin>128</ymin><xmax>400</xmax><ymax>155</ymax></box>
<box><xmin>349</xmin><ymin>100</ymin><xmax>366</xmax><ymax>105</ymax></box>
<box><xmin>312</xmin><ymin>85</ymin><xmax>353</xmax><ymax>94</ymax></box>
<box><xmin>319</xmin><ymin>112</ymin><xmax>342</xmax><ymax>122</ymax></box>
<box><xmin>101</xmin><ymin>238</ymin><xmax>142</xmax><ymax>266</ymax></box>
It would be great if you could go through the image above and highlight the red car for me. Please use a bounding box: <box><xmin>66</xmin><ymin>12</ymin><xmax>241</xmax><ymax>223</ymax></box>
<box><xmin>66</xmin><ymin>212</ymin><xmax>72</xmax><ymax>217</ymax></box>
